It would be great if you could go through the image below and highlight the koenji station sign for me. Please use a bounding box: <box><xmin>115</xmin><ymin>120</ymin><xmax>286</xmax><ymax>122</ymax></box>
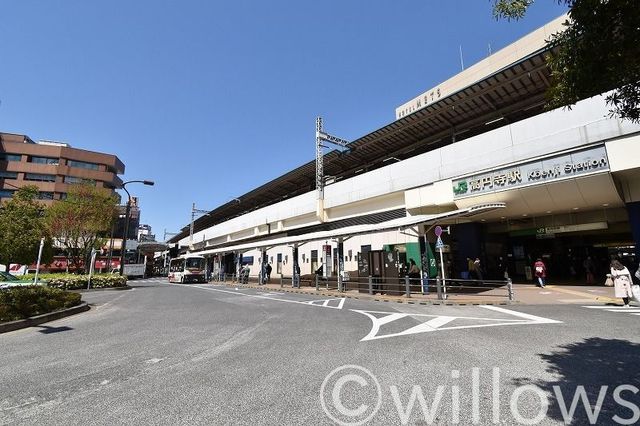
<box><xmin>452</xmin><ymin>145</ymin><xmax>609</xmax><ymax>198</ymax></box>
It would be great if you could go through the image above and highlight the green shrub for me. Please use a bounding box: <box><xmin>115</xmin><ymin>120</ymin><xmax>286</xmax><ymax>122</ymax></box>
<box><xmin>43</xmin><ymin>274</ymin><xmax>127</xmax><ymax>290</ymax></box>
<box><xmin>0</xmin><ymin>286</ymin><xmax>82</xmax><ymax>322</ymax></box>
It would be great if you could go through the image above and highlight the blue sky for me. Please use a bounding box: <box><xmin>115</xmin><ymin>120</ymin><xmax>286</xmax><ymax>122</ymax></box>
<box><xmin>0</xmin><ymin>0</ymin><xmax>568</xmax><ymax>239</ymax></box>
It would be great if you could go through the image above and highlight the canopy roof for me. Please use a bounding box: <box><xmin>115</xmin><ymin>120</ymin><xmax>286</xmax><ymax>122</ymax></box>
<box><xmin>192</xmin><ymin>203</ymin><xmax>505</xmax><ymax>255</ymax></box>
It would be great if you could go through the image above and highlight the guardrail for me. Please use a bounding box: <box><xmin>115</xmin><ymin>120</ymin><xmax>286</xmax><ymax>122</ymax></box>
<box><xmin>209</xmin><ymin>272</ymin><xmax>514</xmax><ymax>301</ymax></box>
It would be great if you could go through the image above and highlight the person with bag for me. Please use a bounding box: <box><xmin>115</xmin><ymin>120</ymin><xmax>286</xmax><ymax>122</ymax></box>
<box><xmin>533</xmin><ymin>258</ymin><xmax>546</xmax><ymax>288</ymax></box>
<box><xmin>610</xmin><ymin>259</ymin><xmax>634</xmax><ymax>307</ymax></box>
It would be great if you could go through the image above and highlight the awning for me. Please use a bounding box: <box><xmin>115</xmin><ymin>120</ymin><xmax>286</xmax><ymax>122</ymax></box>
<box><xmin>137</xmin><ymin>241</ymin><xmax>170</xmax><ymax>252</ymax></box>
<box><xmin>191</xmin><ymin>202</ymin><xmax>505</xmax><ymax>256</ymax></box>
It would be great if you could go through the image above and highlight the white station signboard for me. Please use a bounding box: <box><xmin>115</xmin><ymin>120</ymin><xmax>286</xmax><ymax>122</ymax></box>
<box><xmin>452</xmin><ymin>145</ymin><xmax>609</xmax><ymax>199</ymax></box>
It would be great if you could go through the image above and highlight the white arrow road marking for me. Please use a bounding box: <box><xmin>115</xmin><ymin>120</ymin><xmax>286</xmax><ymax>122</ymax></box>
<box><xmin>480</xmin><ymin>305</ymin><xmax>562</xmax><ymax>323</ymax></box>
<box><xmin>353</xmin><ymin>306</ymin><xmax>560</xmax><ymax>342</ymax></box>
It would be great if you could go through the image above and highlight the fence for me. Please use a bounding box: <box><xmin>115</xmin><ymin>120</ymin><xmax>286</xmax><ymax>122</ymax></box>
<box><xmin>209</xmin><ymin>271</ymin><xmax>514</xmax><ymax>301</ymax></box>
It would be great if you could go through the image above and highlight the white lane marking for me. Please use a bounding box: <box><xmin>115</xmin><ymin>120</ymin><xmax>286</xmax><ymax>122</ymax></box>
<box><xmin>305</xmin><ymin>298</ymin><xmax>346</xmax><ymax>309</ymax></box>
<box><xmin>94</xmin><ymin>289</ymin><xmax>134</xmax><ymax>310</ymax></box>
<box><xmin>186</xmin><ymin>284</ymin><xmax>346</xmax><ymax>310</ymax></box>
<box><xmin>144</xmin><ymin>358</ymin><xmax>163</xmax><ymax>364</ymax></box>
<box><xmin>354</xmin><ymin>306</ymin><xmax>560</xmax><ymax>342</ymax></box>
<box><xmin>583</xmin><ymin>306</ymin><xmax>635</xmax><ymax>310</ymax></box>
<box><xmin>481</xmin><ymin>305</ymin><xmax>562</xmax><ymax>323</ymax></box>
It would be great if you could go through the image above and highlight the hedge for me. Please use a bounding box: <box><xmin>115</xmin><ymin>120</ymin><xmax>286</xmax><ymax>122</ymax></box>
<box><xmin>0</xmin><ymin>286</ymin><xmax>82</xmax><ymax>322</ymax></box>
<box><xmin>42</xmin><ymin>274</ymin><xmax>128</xmax><ymax>290</ymax></box>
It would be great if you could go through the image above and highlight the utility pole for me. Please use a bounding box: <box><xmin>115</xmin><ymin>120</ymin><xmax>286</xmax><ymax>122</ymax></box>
<box><xmin>315</xmin><ymin>117</ymin><xmax>350</xmax><ymax>222</ymax></box>
<box><xmin>189</xmin><ymin>203</ymin><xmax>210</xmax><ymax>248</ymax></box>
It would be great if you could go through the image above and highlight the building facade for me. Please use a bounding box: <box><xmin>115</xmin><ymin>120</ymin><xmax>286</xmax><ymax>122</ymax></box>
<box><xmin>170</xmin><ymin>14</ymin><xmax>640</xmax><ymax>284</ymax></box>
<box><xmin>0</xmin><ymin>132</ymin><xmax>124</xmax><ymax>203</ymax></box>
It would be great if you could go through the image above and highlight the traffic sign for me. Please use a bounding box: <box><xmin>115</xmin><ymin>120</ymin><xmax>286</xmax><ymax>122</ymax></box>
<box><xmin>435</xmin><ymin>236</ymin><xmax>444</xmax><ymax>249</ymax></box>
<box><xmin>434</xmin><ymin>226</ymin><xmax>442</xmax><ymax>237</ymax></box>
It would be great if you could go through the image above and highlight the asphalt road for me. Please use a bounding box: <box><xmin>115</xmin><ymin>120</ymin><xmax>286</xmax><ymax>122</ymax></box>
<box><xmin>1</xmin><ymin>279</ymin><xmax>639</xmax><ymax>425</ymax></box>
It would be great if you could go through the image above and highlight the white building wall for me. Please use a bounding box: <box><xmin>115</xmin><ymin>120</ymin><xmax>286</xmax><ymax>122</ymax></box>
<box><xmin>238</xmin><ymin>229</ymin><xmax>419</xmax><ymax>278</ymax></box>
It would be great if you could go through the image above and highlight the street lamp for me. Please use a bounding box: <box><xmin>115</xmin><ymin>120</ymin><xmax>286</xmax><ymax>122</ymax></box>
<box><xmin>119</xmin><ymin>180</ymin><xmax>154</xmax><ymax>276</ymax></box>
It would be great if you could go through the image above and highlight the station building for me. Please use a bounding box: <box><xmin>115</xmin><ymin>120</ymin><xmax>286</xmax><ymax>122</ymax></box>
<box><xmin>169</xmin><ymin>15</ymin><xmax>640</xmax><ymax>284</ymax></box>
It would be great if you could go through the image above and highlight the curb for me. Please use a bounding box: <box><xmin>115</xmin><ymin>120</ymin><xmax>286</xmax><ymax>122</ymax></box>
<box><xmin>0</xmin><ymin>302</ymin><xmax>90</xmax><ymax>334</ymax></box>
<box><xmin>220</xmin><ymin>283</ymin><xmax>513</xmax><ymax>306</ymax></box>
<box><xmin>73</xmin><ymin>285</ymin><xmax>132</xmax><ymax>293</ymax></box>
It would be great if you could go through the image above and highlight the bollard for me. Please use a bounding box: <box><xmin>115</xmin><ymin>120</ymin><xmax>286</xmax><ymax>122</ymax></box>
<box><xmin>507</xmin><ymin>278</ymin><xmax>514</xmax><ymax>301</ymax></box>
<box><xmin>405</xmin><ymin>276</ymin><xmax>411</xmax><ymax>298</ymax></box>
<box><xmin>280</xmin><ymin>274</ymin><xmax>283</xmax><ymax>288</ymax></box>
<box><xmin>368</xmin><ymin>276</ymin><xmax>373</xmax><ymax>295</ymax></box>
<box><xmin>315</xmin><ymin>274</ymin><xmax>319</xmax><ymax>291</ymax></box>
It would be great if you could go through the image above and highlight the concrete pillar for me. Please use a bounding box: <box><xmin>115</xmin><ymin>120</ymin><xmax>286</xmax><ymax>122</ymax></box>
<box><xmin>627</xmin><ymin>201</ymin><xmax>640</xmax><ymax>259</ymax></box>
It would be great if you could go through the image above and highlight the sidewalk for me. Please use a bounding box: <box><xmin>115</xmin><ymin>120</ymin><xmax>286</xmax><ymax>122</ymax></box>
<box><xmin>213</xmin><ymin>280</ymin><xmax>632</xmax><ymax>306</ymax></box>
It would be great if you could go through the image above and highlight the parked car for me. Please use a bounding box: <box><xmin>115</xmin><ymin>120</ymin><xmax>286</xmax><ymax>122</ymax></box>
<box><xmin>0</xmin><ymin>271</ymin><xmax>47</xmax><ymax>289</ymax></box>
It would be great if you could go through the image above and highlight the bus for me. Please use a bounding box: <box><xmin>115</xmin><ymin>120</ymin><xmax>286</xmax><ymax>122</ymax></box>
<box><xmin>168</xmin><ymin>255</ymin><xmax>206</xmax><ymax>283</ymax></box>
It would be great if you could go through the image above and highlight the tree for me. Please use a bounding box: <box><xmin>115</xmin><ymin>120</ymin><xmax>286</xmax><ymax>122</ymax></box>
<box><xmin>47</xmin><ymin>183</ymin><xmax>118</xmax><ymax>273</ymax></box>
<box><xmin>0</xmin><ymin>186</ymin><xmax>50</xmax><ymax>268</ymax></box>
<box><xmin>493</xmin><ymin>0</ymin><xmax>640</xmax><ymax>122</ymax></box>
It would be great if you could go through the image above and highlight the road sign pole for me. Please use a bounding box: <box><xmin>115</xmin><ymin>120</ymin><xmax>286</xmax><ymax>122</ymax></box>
<box><xmin>439</xmin><ymin>245</ymin><xmax>447</xmax><ymax>300</ymax></box>
<box><xmin>434</xmin><ymin>226</ymin><xmax>447</xmax><ymax>300</ymax></box>
<box><xmin>33</xmin><ymin>237</ymin><xmax>45</xmax><ymax>285</ymax></box>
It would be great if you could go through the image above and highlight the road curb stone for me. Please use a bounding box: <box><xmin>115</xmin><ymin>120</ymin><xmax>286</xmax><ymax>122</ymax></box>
<box><xmin>0</xmin><ymin>302</ymin><xmax>90</xmax><ymax>334</ymax></box>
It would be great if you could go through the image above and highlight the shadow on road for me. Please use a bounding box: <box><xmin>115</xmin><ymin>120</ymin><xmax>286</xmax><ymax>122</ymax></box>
<box><xmin>37</xmin><ymin>325</ymin><xmax>73</xmax><ymax>334</ymax></box>
<box><xmin>513</xmin><ymin>338</ymin><xmax>640</xmax><ymax>425</ymax></box>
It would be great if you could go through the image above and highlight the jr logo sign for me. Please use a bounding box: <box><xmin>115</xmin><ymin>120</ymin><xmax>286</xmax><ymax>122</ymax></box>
<box><xmin>452</xmin><ymin>180</ymin><xmax>468</xmax><ymax>195</ymax></box>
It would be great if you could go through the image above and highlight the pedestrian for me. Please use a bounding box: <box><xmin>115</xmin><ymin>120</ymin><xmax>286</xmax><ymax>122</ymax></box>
<box><xmin>584</xmin><ymin>256</ymin><xmax>595</xmax><ymax>284</ymax></box>
<box><xmin>408</xmin><ymin>258</ymin><xmax>420</xmax><ymax>282</ymax></box>
<box><xmin>293</xmin><ymin>262</ymin><xmax>301</xmax><ymax>288</ymax></box>
<box><xmin>467</xmin><ymin>257</ymin><xmax>474</xmax><ymax>279</ymax></box>
<box><xmin>473</xmin><ymin>258</ymin><xmax>483</xmax><ymax>282</ymax></box>
<box><xmin>534</xmin><ymin>258</ymin><xmax>547</xmax><ymax>288</ymax></box>
<box><xmin>610</xmin><ymin>259</ymin><xmax>633</xmax><ymax>307</ymax></box>
<box><xmin>265</xmin><ymin>262</ymin><xmax>272</xmax><ymax>283</ymax></box>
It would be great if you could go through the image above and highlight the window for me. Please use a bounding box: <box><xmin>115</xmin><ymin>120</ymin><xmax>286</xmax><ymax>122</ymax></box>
<box><xmin>24</xmin><ymin>173</ymin><xmax>56</xmax><ymax>182</ymax></box>
<box><xmin>24</xmin><ymin>173</ymin><xmax>55</xmax><ymax>182</ymax></box>
<box><xmin>185</xmin><ymin>258</ymin><xmax>204</xmax><ymax>269</ymax></box>
<box><xmin>67</xmin><ymin>160</ymin><xmax>99</xmax><ymax>170</ymax></box>
<box><xmin>29</xmin><ymin>156</ymin><xmax>59</xmax><ymax>165</ymax></box>
<box><xmin>0</xmin><ymin>171</ymin><xmax>18</xmax><ymax>179</ymax></box>
<box><xmin>0</xmin><ymin>190</ymin><xmax>15</xmax><ymax>198</ymax></box>
<box><xmin>38</xmin><ymin>192</ymin><xmax>54</xmax><ymax>200</ymax></box>
<box><xmin>0</xmin><ymin>153</ymin><xmax>21</xmax><ymax>162</ymax></box>
<box><xmin>311</xmin><ymin>250</ymin><xmax>318</xmax><ymax>274</ymax></box>
<box><xmin>277</xmin><ymin>253</ymin><xmax>282</xmax><ymax>274</ymax></box>
<box><xmin>64</xmin><ymin>176</ymin><xmax>95</xmax><ymax>185</ymax></box>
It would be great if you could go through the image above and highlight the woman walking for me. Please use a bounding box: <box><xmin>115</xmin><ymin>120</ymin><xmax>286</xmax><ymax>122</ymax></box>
<box><xmin>534</xmin><ymin>258</ymin><xmax>547</xmax><ymax>288</ymax></box>
<box><xmin>610</xmin><ymin>259</ymin><xmax>634</xmax><ymax>307</ymax></box>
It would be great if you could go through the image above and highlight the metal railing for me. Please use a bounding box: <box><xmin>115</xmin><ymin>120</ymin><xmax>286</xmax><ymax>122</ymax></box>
<box><xmin>208</xmin><ymin>272</ymin><xmax>514</xmax><ymax>301</ymax></box>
